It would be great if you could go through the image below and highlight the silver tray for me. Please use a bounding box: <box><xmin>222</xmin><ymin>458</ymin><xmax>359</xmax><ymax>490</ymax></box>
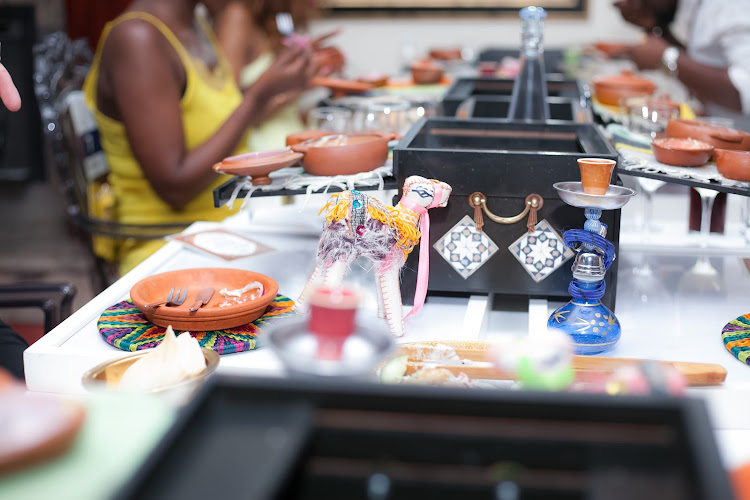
<box><xmin>553</xmin><ymin>181</ymin><xmax>635</xmax><ymax>209</ymax></box>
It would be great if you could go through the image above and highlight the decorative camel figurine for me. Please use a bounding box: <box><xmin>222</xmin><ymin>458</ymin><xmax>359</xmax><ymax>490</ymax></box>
<box><xmin>296</xmin><ymin>175</ymin><xmax>452</xmax><ymax>337</ymax></box>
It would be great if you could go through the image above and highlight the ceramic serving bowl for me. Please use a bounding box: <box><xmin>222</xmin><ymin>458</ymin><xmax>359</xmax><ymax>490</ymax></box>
<box><xmin>428</xmin><ymin>47</ymin><xmax>463</xmax><ymax>61</ymax></box>
<box><xmin>311</xmin><ymin>77</ymin><xmax>373</xmax><ymax>97</ymax></box>
<box><xmin>130</xmin><ymin>268</ymin><xmax>279</xmax><ymax>331</ymax></box>
<box><xmin>357</xmin><ymin>72</ymin><xmax>390</xmax><ymax>88</ymax></box>
<box><xmin>665</xmin><ymin>119</ymin><xmax>750</xmax><ymax>153</ymax></box>
<box><xmin>410</xmin><ymin>59</ymin><xmax>444</xmax><ymax>85</ymax></box>
<box><xmin>212</xmin><ymin>150</ymin><xmax>302</xmax><ymax>184</ymax></box>
<box><xmin>290</xmin><ymin>133</ymin><xmax>395</xmax><ymax>176</ymax></box>
<box><xmin>593</xmin><ymin>42</ymin><xmax>631</xmax><ymax>59</ymax></box>
<box><xmin>715</xmin><ymin>149</ymin><xmax>750</xmax><ymax>181</ymax></box>
<box><xmin>651</xmin><ymin>137</ymin><xmax>714</xmax><ymax>167</ymax></box>
<box><xmin>592</xmin><ymin>71</ymin><xmax>657</xmax><ymax>106</ymax></box>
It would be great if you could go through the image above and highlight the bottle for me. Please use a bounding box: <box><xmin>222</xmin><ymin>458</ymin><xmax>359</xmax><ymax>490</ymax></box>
<box><xmin>507</xmin><ymin>6</ymin><xmax>550</xmax><ymax>121</ymax></box>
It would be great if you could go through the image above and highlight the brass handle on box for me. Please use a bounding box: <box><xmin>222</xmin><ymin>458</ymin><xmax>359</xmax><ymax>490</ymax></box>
<box><xmin>468</xmin><ymin>192</ymin><xmax>543</xmax><ymax>233</ymax></box>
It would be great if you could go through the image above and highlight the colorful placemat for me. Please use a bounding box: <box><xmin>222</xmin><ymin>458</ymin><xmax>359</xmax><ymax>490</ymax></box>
<box><xmin>98</xmin><ymin>294</ymin><xmax>295</xmax><ymax>354</ymax></box>
<box><xmin>722</xmin><ymin>313</ymin><xmax>750</xmax><ymax>364</ymax></box>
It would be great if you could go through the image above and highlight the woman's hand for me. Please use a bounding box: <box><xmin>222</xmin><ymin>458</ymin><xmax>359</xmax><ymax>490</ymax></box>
<box><xmin>254</xmin><ymin>45</ymin><xmax>316</xmax><ymax>98</ymax></box>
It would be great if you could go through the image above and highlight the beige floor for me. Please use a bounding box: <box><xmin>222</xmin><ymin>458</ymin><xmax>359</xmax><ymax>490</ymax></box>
<box><xmin>0</xmin><ymin>179</ymin><xmax>98</xmax><ymax>326</ymax></box>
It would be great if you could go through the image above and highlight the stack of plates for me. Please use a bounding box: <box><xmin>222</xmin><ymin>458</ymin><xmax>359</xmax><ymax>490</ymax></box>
<box><xmin>129</xmin><ymin>268</ymin><xmax>279</xmax><ymax>331</ymax></box>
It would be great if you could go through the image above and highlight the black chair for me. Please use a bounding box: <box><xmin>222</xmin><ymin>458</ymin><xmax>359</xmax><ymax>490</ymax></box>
<box><xmin>54</xmin><ymin>90</ymin><xmax>189</xmax><ymax>291</ymax></box>
<box><xmin>0</xmin><ymin>282</ymin><xmax>77</xmax><ymax>333</ymax></box>
<box><xmin>34</xmin><ymin>34</ymin><xmax>188</xmax><ymax>292</ymax></box>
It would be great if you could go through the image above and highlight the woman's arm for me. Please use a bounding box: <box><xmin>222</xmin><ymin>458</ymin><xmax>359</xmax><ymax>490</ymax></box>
<box><xmin>101</xmin><ymin>20</ymin><xmax>313</xmax><ymax>209</ymax></box>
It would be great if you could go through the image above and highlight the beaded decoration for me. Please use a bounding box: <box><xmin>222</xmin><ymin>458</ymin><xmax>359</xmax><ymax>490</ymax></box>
<box><xmin>320</xmin><ymin>190</ymin><xmax>421</xmax><ymax>258</ymax></box>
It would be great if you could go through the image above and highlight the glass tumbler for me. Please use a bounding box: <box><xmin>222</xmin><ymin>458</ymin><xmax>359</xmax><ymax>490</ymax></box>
<box><xmin>307</xmin><ymin>106</ymin><xmax>352</xmax><ymax>133</ymax></box>
<box><xmin>362</xmin><ymin>99</ymin><xmax>411</xmax><ymax>135</ymax></box>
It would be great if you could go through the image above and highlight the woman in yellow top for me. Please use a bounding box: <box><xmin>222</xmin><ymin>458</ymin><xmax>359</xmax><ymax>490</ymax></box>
<box><xmin>83</xmin><ymin>0</ymin><xmax>315</xmax><ymax>274</ymax></box>
<box><xmin>215</xmin><ymin>0</ymin><xmax>344</xmax><ymax>151</ymax></box>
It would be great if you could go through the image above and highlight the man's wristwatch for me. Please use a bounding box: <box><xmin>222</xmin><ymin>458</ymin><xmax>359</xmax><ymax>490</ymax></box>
<box><xmin>662</xmin><ymin>46</ymin><xmax>680</xmax><ymax>75</ymax></box>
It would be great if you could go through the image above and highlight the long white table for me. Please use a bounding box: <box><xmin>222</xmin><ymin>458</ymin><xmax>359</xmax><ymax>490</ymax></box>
<box><xmin>23</xmin><ymin>191</ymin><xmax>750</xmax><ymax>470</ymax></box>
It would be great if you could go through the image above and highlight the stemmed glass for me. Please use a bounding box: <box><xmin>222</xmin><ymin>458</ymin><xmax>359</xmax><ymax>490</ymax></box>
<box><xmin>678</xmin><ymin>187</ymin><xmax>721</xmax><ymax>293</ymax></box>
<box><xmin>634</xmin><ymin>176</ymin><xmax>666</xmax><ymax>243</ymax></box>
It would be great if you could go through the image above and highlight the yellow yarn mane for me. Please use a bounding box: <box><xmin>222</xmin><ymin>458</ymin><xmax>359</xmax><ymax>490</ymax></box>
<box><xmin>320</xmin><ymin>193</ymin><xmax>422</xmax><ymax>257</ymax></box>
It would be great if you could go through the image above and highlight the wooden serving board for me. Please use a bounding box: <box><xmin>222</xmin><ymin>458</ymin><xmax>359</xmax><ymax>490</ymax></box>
<box><xmin>394</xmin><ymin>341</ymin><xmax>727</xmax><ymax>387</ymax></box>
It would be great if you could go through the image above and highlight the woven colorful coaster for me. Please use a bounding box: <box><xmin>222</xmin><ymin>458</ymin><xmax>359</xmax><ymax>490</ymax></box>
<box><xmin>721</xmin><ymin>313</ymin><xmax>750</xmax><ymax>365</ymax></box>
<box><xmin>98</xmin><ymin>294</ymin><xmax>295</xmax><ymax>354</ymax></box>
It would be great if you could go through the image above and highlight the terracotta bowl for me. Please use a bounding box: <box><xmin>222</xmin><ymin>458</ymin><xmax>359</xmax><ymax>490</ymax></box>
<box><xmin>715</xmin><ymin>149</ymin><xmax>750</xmax><ymax>181</ymax></box>
<box><xmin>593</xmin><ymin>42</ymin><xmax>631</xmax><ymax>59</ymax></box>
<box><xmin>212</xmin><ymin>150</ymin><xmax>302</xmax><ymax>185</ymax></box>
<box><xmin>651</xmin><ymin>138</ymin><xmax>714</xmax><ymax>167</ymax></box>
<box><xmin>665</xmin><ymin>119</ymin><xmax>750</xmax><ymax>152</ymax></box>
<box><xmin>286</xmin><ymin>129</ymin><xmax>331</xmax><ymax>147</ymax></box>
<box><xmin>357</xmin><ymin>72</ymin><xmax>389</xmax><ymax>88</ymax></box>
<box><xmin>130</xmin><ymin>268</ymin><xmax>279</xmax><ymax>331</ymax></box>
<box><xmin>428</xmin><ymin>47</ymin><xmax>463</xmax><ymax>61</ymax></box>
<box><xmin>592</xmin><ymin>71</ymin><xmax>657</xmax><ymax>106</ymax></box>
<box><xmin>290</xmin><ymin>133</ymin><xmax>393</xmax><ymax>176</ymax></box>
<box><xmin>311</xmin><ymin>77</ymin><xmax>373</xmax><ymax>97</ymax></box>
<box><xmin>410</xmin><ymin>59</ymin><xmax>444</xmax><ymax>85</ymax></box>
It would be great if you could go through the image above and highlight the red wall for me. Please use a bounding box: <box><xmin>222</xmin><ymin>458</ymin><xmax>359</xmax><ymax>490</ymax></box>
<box><xmin>66</xmin><ymin>0</ymin><xmax>133</xmax><ymax>49</ymax></box>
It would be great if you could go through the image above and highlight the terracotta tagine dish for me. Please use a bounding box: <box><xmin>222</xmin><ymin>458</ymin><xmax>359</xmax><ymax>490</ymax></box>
<box><xmin>651</xmin><ymin>137</ymin><xmax>714</xmax><ymax>167</ymax></box>
<box><xmin>428</xmin><ymin>47</ymin><xmax>463</xmax><ymax>61</ymax></box>
<box><xmin>290</xmin><ymin>133</ymin><xmax>395</xmax><ymax>176</ymax></box>
<box><xmin>593</xmin><ymin>41</ymin><xmax>631</xmax><ymax>59</ymax></box>
<box><xmin>410</xmin><ymin>59</ymin><xmax>444</xmax><ymax>85</ymax></box>
<box><xmin>715</xmin><ymin>149</ymin><xmax>750</xmax><ymax>181</ymax></box>
<box><xmin>592</xmin><ymin>70</ymin><xmax>657</xmax><ymax>106</ymax></box>
<box><xmin>357</xmin><ymin>72</ymin><xmax>390</xmax><ymax>88</ymax></box>
<box><xmin>665</xmin><ymin>119</ymin><xmax>750</xmax><ymax>153</ymax></box>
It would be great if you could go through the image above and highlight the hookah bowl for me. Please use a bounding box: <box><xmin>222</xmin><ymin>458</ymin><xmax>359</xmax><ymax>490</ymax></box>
<box><xmin>547</xmin><ymin>182</ymin><xmax>636</xmax><ymax>355</ymax></box>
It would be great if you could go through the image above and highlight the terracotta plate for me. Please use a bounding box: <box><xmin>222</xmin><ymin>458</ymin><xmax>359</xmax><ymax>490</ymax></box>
<box><xmin>0</xmin><ymin>390</ymin><xmax>86</xmax><ymax>474</ymax></box>
<box><xmin>311</xmin><ymin>76</ymin><xmax>373</xmax><ymax>95</ymax></box>
<box><xmin>212</xmin><ymin>150</ymin><xmax>302</xmax><ymax>185</ymax></box>
<box><xmin>130</xmin><ymin>268</ymin><xmax>279</xmax><ymax>330</ymax></box>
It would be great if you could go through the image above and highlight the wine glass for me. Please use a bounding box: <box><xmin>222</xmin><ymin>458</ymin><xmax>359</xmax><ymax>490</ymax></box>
<box><xmin>634</xmin><ymin>176</ymin><xmax>666</xmax><ymax>244</ymax></box>
<box><xmin>678</xmin><ymin>187</ymin><xmax>721</xmax><ymax>293</ymax></box>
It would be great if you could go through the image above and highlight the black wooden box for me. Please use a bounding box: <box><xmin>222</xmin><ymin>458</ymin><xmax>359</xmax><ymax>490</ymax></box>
<box><xmin>478</xmin><ymin>47</ymin><xmax>566</xmax><ymax>73</ymax></box>
<box><xmin>441</xmin><ymin>94</ymin><xmax>590</xmax><ymax>122</ymax></box>
<box><xmin>114</xmin><ymin>375</ymin><xmax>732</xmax><ymax>500</ymax></box>
<box><xmin>393</xmin><ymin>118</ymin><xmax>620</xmax><ymax>310</ymax></box>
<box><xmin>441</xmin><ymin>76</ymin><xmax>590</xmax><ymax>119</ymax></box>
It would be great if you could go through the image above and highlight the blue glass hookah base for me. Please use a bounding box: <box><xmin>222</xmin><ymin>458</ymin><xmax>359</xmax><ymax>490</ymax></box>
<box><xmin>548</xmin><ymin>300</ymin><xmax>621</xmax><ymax>355</ymax></box>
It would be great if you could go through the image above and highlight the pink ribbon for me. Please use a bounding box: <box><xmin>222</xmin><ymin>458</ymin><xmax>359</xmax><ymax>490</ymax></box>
<box><xmin>399</xmin><ymin>183</ymin><xmax>443</xmax><ymax>319</ymax></box>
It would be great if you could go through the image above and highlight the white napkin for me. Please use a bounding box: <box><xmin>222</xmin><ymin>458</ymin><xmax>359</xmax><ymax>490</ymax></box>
<box><xmin>119</xmin><ymin>326</ymin><xmax>206</xmax><ymax>392</ymax></box>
